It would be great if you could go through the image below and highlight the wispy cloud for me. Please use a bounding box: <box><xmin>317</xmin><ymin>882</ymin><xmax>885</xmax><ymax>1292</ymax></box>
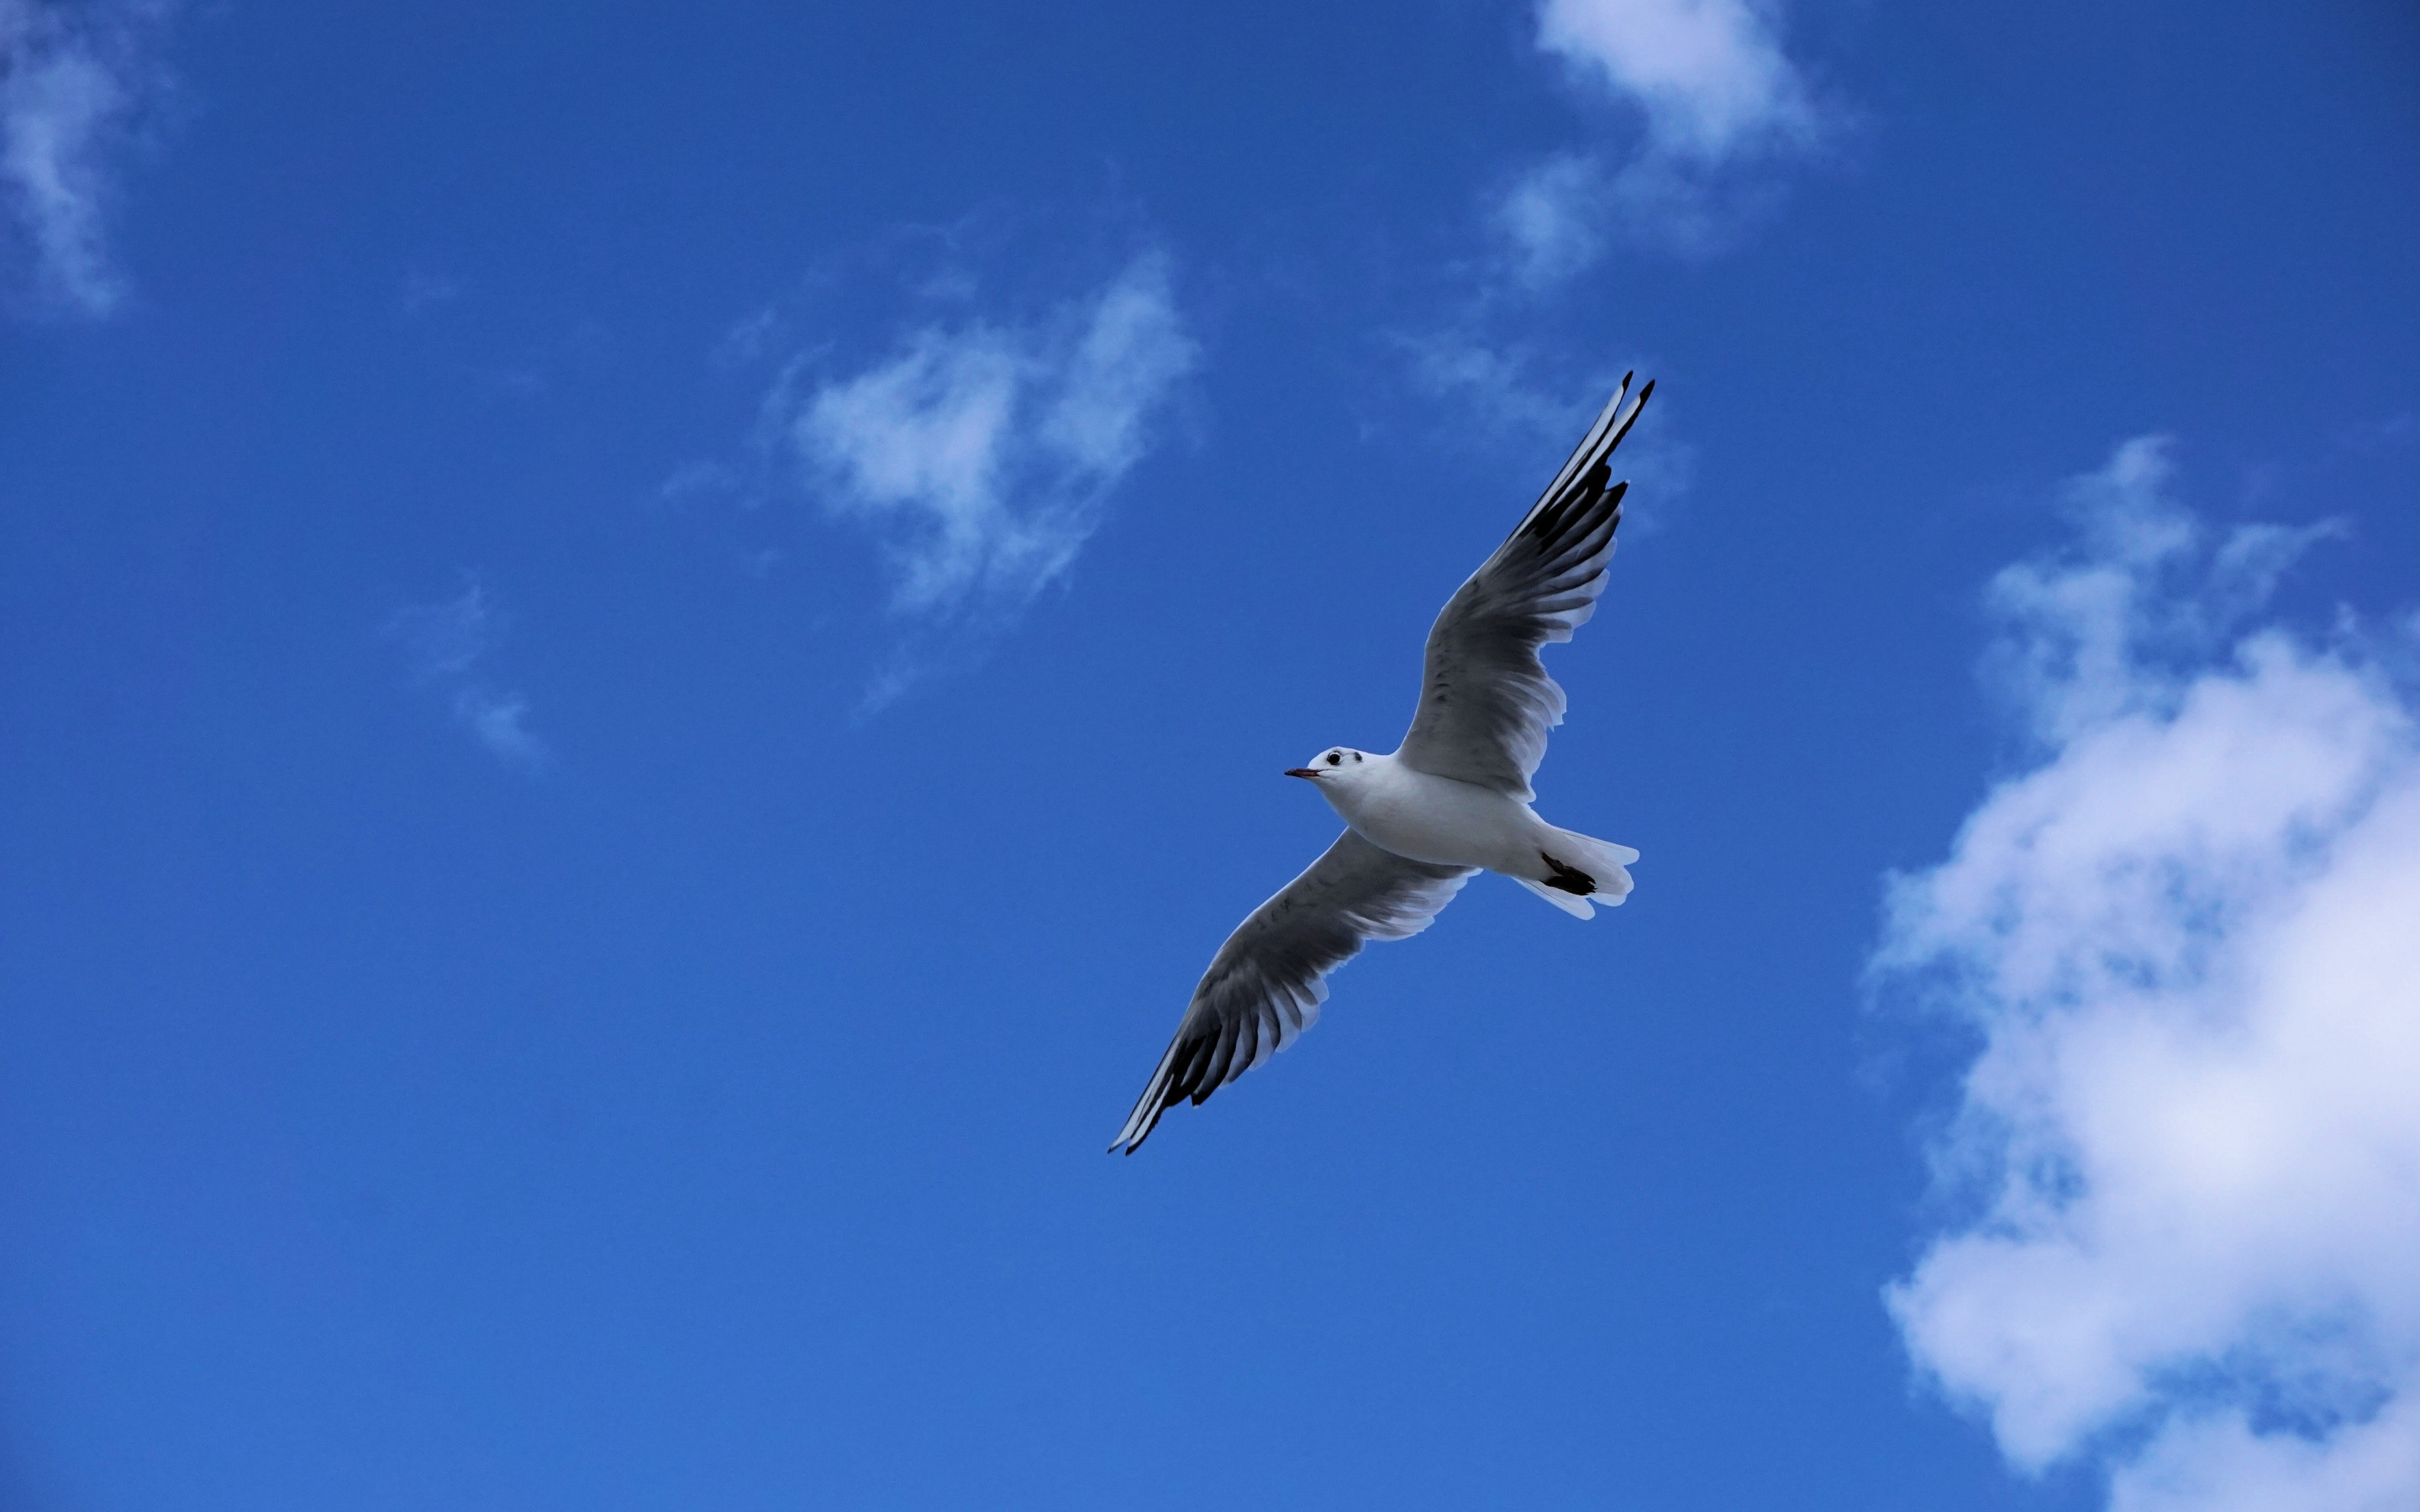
<box><xmin>397</xmin><ymin>269</ymin><xmax>460</xmax><ymax>318</ymax></box>
<box><xmin>755</xmin><ymin>249</ymin><xmax>1195</xmax><ymax>701</ymax></box>
<box><xmin>1499</xmin><ymin>0</ymin><xmax>1835</xmax><ymax>273</ymax></box>
<box><xmin>1394</xmin><ymin>325</ymin><xmax>1691</xmax><ymax>519</ymax></box>
<box><xmin>1874</xmin><ymin>441</ymin><xmax>2420</xmax><ymax>1509</ymax></box>
<box><xmin>0</xmin><ymin>0</ymin><xmax>171</xmax><ymax>318</ymax></box>
<box><xmin>1489</xmin><ymin>151</ymin><xmax>1609</xmax><ymax>291</ymax></box>
<box><xmin>387</xmin><ymin>579</ymin><xmax>547</xmax><ymax>769</ymax></box>
<box><xmin>1400</xmin><ymin>325</ymin><xmax>1601</xmax><ymax>441</ymax></box>
<box><xmin>1539</xmin><ymin>0</ymin><xmax>1819</xmax><ymax>161</ymax></box>
<box><xmin>1399</xmin><ymin>3</ymin><xmax>1828</xmax><ymax>465</ymax></box>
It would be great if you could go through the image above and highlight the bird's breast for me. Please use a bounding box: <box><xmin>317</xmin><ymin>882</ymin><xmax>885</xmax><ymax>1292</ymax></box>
<box><xmin>1330</xmin><ymin>768</ymin><xmax>1528</xmax><ymax>870</ymax></box>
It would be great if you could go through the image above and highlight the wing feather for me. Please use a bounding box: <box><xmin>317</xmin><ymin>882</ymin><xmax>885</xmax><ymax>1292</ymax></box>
<box><xmin>1395</xmin><ymin>375</ymin><xmax>1652</xmax><ymax>799</ymax></box>
<box><xmin>1107</xmin><ymin>831</ymin><xmax>1472</xmax><ymax>1153</ymax></box>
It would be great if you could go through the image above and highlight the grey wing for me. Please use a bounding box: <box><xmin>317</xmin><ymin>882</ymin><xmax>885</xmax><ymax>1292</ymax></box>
<box><xmin>1107</xmin><ymin>830</ymin><xmax>1472</xmax><ymax>1154</ymax></box>
<box><xmin>1395</xmin><ymin>374</ymin><xmax>1652</xmax><ymax>801</ymax></box>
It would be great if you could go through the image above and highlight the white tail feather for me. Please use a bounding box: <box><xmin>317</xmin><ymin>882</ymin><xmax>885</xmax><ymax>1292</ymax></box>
<box><xmin>1515</xmin><ymin>825</ymin><xmax>1637</xmax><ymax>918</ymax></box>
<box><xmin>1513</xmin><ymin>875</ymin><xmax>1596</xmax><ymax>919</ymax></box>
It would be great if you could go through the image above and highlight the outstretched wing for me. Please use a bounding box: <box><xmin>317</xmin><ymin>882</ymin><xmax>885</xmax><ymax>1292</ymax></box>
<box><xmin>1395</xmin><ymin>375</ymin><xmax>1652</xmax><ymax>801</ymax></box>
<box><xmin>1108</xmin><ymin>831</ymin><xmax>1472</xmax><ymax>1154</ymax></box>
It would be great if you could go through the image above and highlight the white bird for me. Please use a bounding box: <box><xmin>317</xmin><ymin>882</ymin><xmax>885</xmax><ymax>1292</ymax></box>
<box><xmin>1109</xmin><ymin>374</ymin><xmax>1653</xmax><ymax>1153</ymax></box>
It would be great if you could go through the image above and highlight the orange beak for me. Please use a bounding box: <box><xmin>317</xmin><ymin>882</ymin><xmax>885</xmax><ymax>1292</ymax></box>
<box><xmin>1283</xmin><ymin>768</ymin><xmax>1321</xmax><ymax>780</ymax></box>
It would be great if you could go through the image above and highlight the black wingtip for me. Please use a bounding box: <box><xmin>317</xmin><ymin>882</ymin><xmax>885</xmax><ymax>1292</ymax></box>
<box><xmin>1108</xmin><ymin>1107</ymin><xmax>1160</xmax><ymax>1156</ymax></box>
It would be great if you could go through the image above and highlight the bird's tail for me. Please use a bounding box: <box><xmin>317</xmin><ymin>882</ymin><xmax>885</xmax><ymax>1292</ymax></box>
<box><xmin>1513</xmin><ymin>827</ymin><xmax>1638</xmax><ymax>921</ymax></box>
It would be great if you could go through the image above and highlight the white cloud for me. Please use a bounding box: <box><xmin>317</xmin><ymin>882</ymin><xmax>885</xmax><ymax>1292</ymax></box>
<box><xmin>387</xmin><ymin>580</ymin><xmax>548</xmax><ymax>769</ymax></box>
<box><xmin>1876</xmin><ymin>440</ymin><xmax>2420</xmax><ymax>1510</ymax></box>
<box><xmin>0</xmin><ymin>0</ymin><xmax>168</xmax><ymax>317</ymax></box>
<box><xmin>1537</xmin><ymin>0</ymin><xmax>1817</xmax><ymax>161</ymax></box>
<box><xmin>776</xmin><ymin>252</ymin><xmax>1195</xmax><ymax>620</ymax></box>
<box><xmin>1504</xmin><ymin>0</ymin><xmax>1829</xmax><ymax>270</ymax></box>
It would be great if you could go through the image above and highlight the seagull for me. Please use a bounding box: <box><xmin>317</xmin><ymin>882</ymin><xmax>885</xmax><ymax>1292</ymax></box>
<box><xmin>1109</xmin><ymin>374</ymin><xmax>1654</xmax><ymax>1154</ymax></box>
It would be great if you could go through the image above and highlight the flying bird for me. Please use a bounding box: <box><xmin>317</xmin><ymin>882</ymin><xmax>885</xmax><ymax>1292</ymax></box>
<box><xmin>1109</xmin><ymin>374</ymin><xmax>1653</xmax><ymax>1153</ymax></box>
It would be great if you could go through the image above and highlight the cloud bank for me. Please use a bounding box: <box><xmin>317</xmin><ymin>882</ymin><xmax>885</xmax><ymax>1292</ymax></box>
<box><xmin>0</xmin><ymin>0</ymin><xmax>169</xmax><ymax>317</ymax></box>
<box><xmin>771</xmin><ymin>251</ymin><xmax>1195</xmax><ymax>624</ymax></box>
<box><xmin>1876</xmin><ymin>440</ymin><xmax>2420</xmax><ymax>1510</ymax></box>
<box><xmin>1503</xmin><ymin>0</ymin><xmax>1829</xmax><ymax>271</ymax></box>
<box><xmin>387</xmin><ymin>579</ymin><xmax>546</xmax><ymax>769</ymax></box>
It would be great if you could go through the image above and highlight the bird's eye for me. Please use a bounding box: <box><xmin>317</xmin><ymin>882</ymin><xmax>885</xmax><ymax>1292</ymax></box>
<box><xmin>1328</xmin><ymin>752</ymin><xmax>1342</xmax><ymax>766</ymax></box>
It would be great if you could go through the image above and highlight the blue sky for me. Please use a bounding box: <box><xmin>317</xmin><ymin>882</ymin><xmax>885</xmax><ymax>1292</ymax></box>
<box><xmin>4</xmin><ymin>3</ymin><xmax>2417</xmax><ymax>1509</ymax></box>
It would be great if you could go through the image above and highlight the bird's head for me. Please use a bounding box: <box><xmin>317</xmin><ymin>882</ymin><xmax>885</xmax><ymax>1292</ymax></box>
<box><xmin>1285</xmin><ymin>748</ymin><xmax>1371</xmax><ymax>784</ymax></box>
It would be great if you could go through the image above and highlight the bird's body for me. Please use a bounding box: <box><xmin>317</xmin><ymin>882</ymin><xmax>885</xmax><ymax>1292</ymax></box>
<box><xmin>1319</xmin><ymin>750</ymin><xmax>1532</xmax><ymax>871</ymax></box>
<box><xmin>1293</xmin><ymin>749</ymin><xmax>1635</xmax><ymax>916</ymax></box>
<box><xmin>1109</xmin><ymin>373</ymin><xmax>1655</xmax><ymax>1153</ymax></box>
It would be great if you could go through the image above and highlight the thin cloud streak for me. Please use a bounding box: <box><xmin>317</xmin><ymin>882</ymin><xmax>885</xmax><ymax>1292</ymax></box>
<box><xmin>0</xmin><ymin>0</ymin><xmax>169</xmax><ymax>317</ymax></box>
<box><xmin>1393</xmin><ymin>327</ymin><xmax>1693</xmax><ymax>527</ymax></box>
<box><xmin>387</xmin><ymin>579</ymin><xmax>548</xmax><ymax>769</ymax></box>
<box><xmin>1875</xmin><ymin>440</ymin><xmax>2420</xmax><ymax>1511</ymax></box>
<box><xmin>455</xmin><ymin>689</ymin><xmax>543</xmax><ymax>767</ymax></box>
